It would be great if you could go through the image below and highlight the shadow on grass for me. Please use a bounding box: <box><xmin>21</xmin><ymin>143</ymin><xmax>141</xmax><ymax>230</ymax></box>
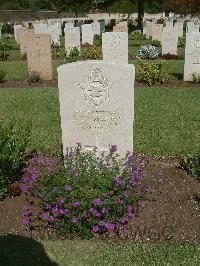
<box><xmin>0</xmin><ymin>235</ymin><xmax>58</xmax><ymax>266</ymax></box>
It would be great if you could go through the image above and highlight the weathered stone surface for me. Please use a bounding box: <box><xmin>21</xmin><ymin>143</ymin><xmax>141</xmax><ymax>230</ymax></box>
<box><xmin>184</xmin><ymin>33</ymin><xmax>200</xmax><ymax>81</ymax></box>
<box><xmin>27</xmin><ymin>34</ymin><xmax>53</xmax><ymax>80</ymax></box>
<box><xmin>18</xmin><ymin>28</ymin><xmax>34</xmax><ymax>55</ymax></box>
<box><xmin>58</xmin><ymin>61</ymin><xmax>135</xmax><ymax>156</ymax></box>
<box><xmin>113</xmin><ymin>25</ymin><xmax>128</xmax><ymax>33</ymax></box>
<box><xmin>162</xmin><ymin>28</ymin><xmax>178</xmax><ymax>55</ymax></box>
<box><xmin>102</xmin><ymin>32</ymin><xmax>128</xmax><ymax>64</ymax></box>
<box><xmin>81</xmin><ymin>24</ymin><xmax>93</xmax><ymax>45</ymax></box>
<box><xmin>65</xmin><ymin>27</ymin><xmax>81</xmax><ymax>55</ymax></box>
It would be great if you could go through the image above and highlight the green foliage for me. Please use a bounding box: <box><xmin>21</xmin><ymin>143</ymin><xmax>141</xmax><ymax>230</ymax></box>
<box><xmin>82</xmin><ymin>45</ymin><xmax>101</xmax><ymax>60</ymax></box>
<box><xmin>27</xmin><ymin>146</ymin><xmax>150</xmax><ymax>238</ymax></box>
<box><xmin>0</xmin><ymin>41</ymin><xmax>12</xmax><ymax>61</ymax></box>
<box><xmin>180</xmin><ymin>154</ymin><xmax>200</xmax><ymax>179</ymax></box>
<box><xmin>152</xmin><ymin>39</ymin><xmax>161</xmax><ymax>47</ymax></box>
<box><xmin>94</xmin><ymin>35</ymin><xmax>102</xmax><ymax>47</ymax></box>
<box><xmin>178</xmin><ymin>36</ymin><xmax>185</xmax><ymax>47</ymax></box>
<box><xmin>65</xmin><ymin>47</ymin><xmax>80</xmax><ymax>63</ymax></box>
<box><xmin>137</xmin><ymin>60</ymin><xmax>171</xmax><ymax>86</ymax></box>
<box><xmin>129</xmin><ymin>32</ymin><xmax>145</xmax><ymax>46</ymax></box>
<box><xmin>52</xmin><ymin>45</ymin><xmax>65</xmax><ymax>59</ymax></box>
<box><xmin>0</xmin><ymin>121</ymin><xmax>30</xmax><ymax>199</ymax></box>
<box><xmin>27</xmin><ymin>71</ymin><xmax>42</xmax><ymax>84</ymax></box>
<box><xmin>192</xmin><ymin>73</ymin><xmax>200</xmax><ymax>84</ymax></box>
<box><xmin>0</xmin><ymin>68</ymin><xmax>7</xmax><ymax>83</ymax></box>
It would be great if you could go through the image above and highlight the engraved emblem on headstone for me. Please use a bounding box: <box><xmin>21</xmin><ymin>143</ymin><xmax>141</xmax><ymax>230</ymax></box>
<box><xmin>110</xmin><ymin>35</ymin><xmax>121</xmax><ymax>48</ymax></box>
<box><xmin>77</xmin><ymin>66</ymin><xmax>112</xmax><ymax>107</ymax></box>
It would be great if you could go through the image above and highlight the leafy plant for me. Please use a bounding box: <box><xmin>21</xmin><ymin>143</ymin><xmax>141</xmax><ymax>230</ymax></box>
<box><xmin>0</xmin><ymin>41</ymin><xmax>11</xmax><ymax>61</ymax></box>
<box><xmin>178</xmin><ymin>36</ymin><xmax>185</xmax><ymax>47</ymax></box>
<box><xmin>129</xmin><ymin>32</ymin><xmax>145</xmax><ymax>46</ymax></box>
<box><xmin>192</xmin><ymin>73</ymin><xmax>200</xmax><ymax>84</ymax></box>
<box><xmin>27</xmin><ymin>71</ymin><xmax>42</xmax><ymax>84</ymax></box>
<box><xmin>65</xmin><ymin>47</ymin><xmax>80</xmax><ymax>63</ymax></box>
<box><xmin>52</xmin><ymin>45</ymin><xmax>65</xmax><ymax>59</ymax></box>
<box><xmin>180</xmin><ymin>154</ymin><xmax>200</xmax><ymax>180</ymax></box>
<box><xmin>0</xmin><ymin>68</ymin><xmax>7</xmax><ymax>83</ymax></box>
<box><xmin>0</xmin><ymin>121</ymin><xmax>30</xmax><ymax>199</ymax></box>
<box><xmin>94</xmin><ymin>35</ymin><xmax>102</xmax><ymax>47</ymax></box>
<box><xmin>82</xmin><ymin>45</ymin><xmax>101</xmax><ymax>60</ymax></box>
<box><xmin>137</xmin><ymin>44</ymin><xmax>159</xmax><ymax>59</ymax></box>
<box><xmin>137</xmin><ymin>60</ymin><xmax>171</xmax><ymax>86</ymax></box>
<box><xmin>152</xmin><ymin>39</ymin><xmax>161</xmax><ymax>47</ymax></box>
<box><xmin>21</xmin><ymin>145</ymin><xmax>152</xmax><ymax>239</ymax></box>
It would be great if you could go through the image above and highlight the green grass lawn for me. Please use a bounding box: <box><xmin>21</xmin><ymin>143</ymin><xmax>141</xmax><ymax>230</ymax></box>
<box><xmin>0</xmin><ymin>236</ymin><xmax>199</xmax><ymax>266</ymax></box>
<box><xmin>0</xmin><ymin>87</ymin><xmax>199</xmax><ymax>156</ymax></box>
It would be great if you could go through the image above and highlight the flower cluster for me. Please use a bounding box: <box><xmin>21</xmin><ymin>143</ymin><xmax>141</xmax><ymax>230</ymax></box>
<box><xmin>137</xmin><ymin>44</ymin><xmax>159</xmax><ymax>59</ymax></box>
<box><xmin>21</xmin><ymin>145</ymin><xmax>152</xmax><ymax>239</ymax></box>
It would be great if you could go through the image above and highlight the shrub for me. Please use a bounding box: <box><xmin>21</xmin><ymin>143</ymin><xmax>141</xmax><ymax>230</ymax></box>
<box><xmin>0</xmin><ymin>122</ymin><xmax>30</xmax><ymax>199</ymax></box>
<box><xmin>180</xmin><ymin>154</ymin><xmax>200</xmax><ymax>180</ymax></box>
<box><xmin>137</xmin><ymin>44</ymin><xmax>159</xmax><ymax>59</ymax></box>
<box><xmin>82</xmin><ymin>43</ymin><xmax>93</xmax><ymax>48</ymax></box>
<box><xmin>21</xmin><ymin>145</ymin><xmax>152</xmax><ymax>239</ymax></box>
<box><xmin>52</xmin><ymin>45</ymin><xmax>65</xmax><ymax>59</ymax></box>
<box><xmin>0</xmin><ymin>68</ymin><xmax>7</xmax><ymax>83</ymax></box>
<box><xmin>0</xmin><ymin>41</ymin><xmax>11</xmax><ymax>61</ymax></box>
<box><xmin>65</xmin><ymin>47</ymin><xmax>80</xmax><ymax>63</ymax></box>
<box><xmin>192</xmin><ymin>73</ymin><xmax>200</xmax><ymax>84</ymax></box>
<box><xmin>137</xmin><ymin>60</ymin><xmax>170</xmax><ymax>86</ymax></box>
<box><xmin>152</xmin><ymin>39</ymin><xmax>161</xmax><ymax>47</ymax></box>
<box><xmin>129</xmin><ymin>32</ymin><xmax>145</xmax><ymax>46</ymax></box>
<box><xmin>161</xmin><ymin>53</ymin><xmax>178</xmax><ymax>60</ymax></box>
<box><xmin>27</xmin><ymin>71</ymin><xmax>42</xmax><ymax>84</ymax></box>
<box><xmin>94</xmin><ymin>35</ymin><xmax>102</xmax><ymax>47</ymax></box>
<box><xmin>82</xmin><ymin>45</ymin><xmax>101</xmax><ymax>60</ymax></box>
<box><xmin>178</xmin><ymin>36</ymin><xmax>185</xmax><ymax>47</ymax></box>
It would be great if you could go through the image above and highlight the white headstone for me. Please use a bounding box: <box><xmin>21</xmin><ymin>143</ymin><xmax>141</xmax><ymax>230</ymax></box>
<box><xmin>65</xmin><ymin>27</ymin><xmax>81</xmax><ymax>55</ymax></box>
<box><xmin>184</xmin><ymin>33</ymin><xmax>200</xmax><ymax>81</ymax></box>
<box><xmin>152</xmin><ymin>24</ymin><xmax>163</xmax><ymax>42</ymax></box>
<box><xmin>174</xmin><ymin>22</ymin><xmax>184</xmax><ymax>37</ymax></box>
<box><xmin>58</xmin><ymin>61</ymin><xmax>135</xmax><ymax>156</ymax></box>
<box><xmin>48</xmin><ymin>23</ymin><xmax>60</xmax><ymax>45</ymax></box>
<box><xmin>81</xmin><ymin>24</ymin><xmax>93</xmax><ymax>45</ymax></box>
<box><xmin>162</xmin><ymin>28</ymin><xmax>178</xmax><ymax>55</ymax></box>
<box><xmin>33</xmin><ymin>23</ymin><xmax>48</xmax><ymax>34</ymax></box>
<box><xmin>14</xmin><ymin>25</ymin><xmax>23</xmax><ymax>44</ymax></box>
<box><xmin>102</xmin><ymin>32</ymin><xmax>128</xmax><ymax>64</ymax></box>
<box><xmin>186</xmin><ymin>22</ymin><xmax>199</xmax><ymax>33</ymax></box>
<box><xmin>92</xmin><ymin>22</ymin><xmax>101</xmax><ymax>36</ymax></box>
<box><xmin>64</xmin><ymin>23</ymin><xmax>74</xmax><ymax>35</ymax></box>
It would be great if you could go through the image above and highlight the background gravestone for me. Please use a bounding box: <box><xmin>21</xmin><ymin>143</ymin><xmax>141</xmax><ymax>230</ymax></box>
<box><xmin>58</xmin><ymin>61</ymin><xmax>135</xmax><ymax>156</ymax></box>
<box><xmin>27</xmin><ymin>34</ymin><xmax>53</xmax><ymax>80</ymax></box>
<box><xmin>184</xmin><ymin>32</ymin><xmax>200</xmax><ymax>81</ymax></box>
<box><xmin>102</xmin><ymin>32</ymin><xmax>128</xmax><ymax>64</ymax></box>
<box><xmin>18</xmin><ymin>28</ymin><xmax>34</xmax><ymax>55</ymax></box>
<box><xmin>162</xmin><ymin>28</ymin><xmax>178</xmax><ymax>55</ymax></box>
<box><xmin>81</xmin><ymin>24</ymin><xmax>93</xmax><ymax>45</ymax></box>
<box><xmin>65</xmin><ymin>27</ymin><xmax>80</xmax><ymax>55</ymax></box>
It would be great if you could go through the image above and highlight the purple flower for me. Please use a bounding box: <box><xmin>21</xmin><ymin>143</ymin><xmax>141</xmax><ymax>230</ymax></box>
<box><xmin>101</xmin><ymin>208</ymin><xmax>109</xmax><ymax>214</ymax></box>
<box><xmin>76</xmin><ymin>142</ymin><xmax>81</xmax><ymax>148</ymax></box>
<box><xmin>114</xmin><ymin>177</ymin><xmax>124</xmax><ymax>187</ymax></box>
<box><xmin>127</xmin><ymin>211</ymin><xmax>135</xmax><ymax>219</ymax></box>
<box><xmin>123</xmin><ymin>191</ymin><xmax>129</xmax><ymax>198</ymax></box>
<box><xmin>113</xmin><ymin>197</ymin><xmax>122</xmax><ymax>205</ymax></box>
<box><xmin>105</xmin><ymin>223</ymin><xmax>115</xmax><ymax>231</ymax></box>
<box><xmin>48</xmin><ymin>167</ymin><xmax>53</xmax><ymax>173</ymax></box>
<box><xmin>57</xmin><ymin>197</ymin><xmax>65</xmax><ymax>205</ymax></box>
<box><xmin>71</xmin><ymin>217</ymin><xmax>78</xmax><ymax>224</ymax></box>
<box><xmin>101</xmin><ymin>192</ymin><xmax>108</xmax><ymax>197</ymax></box>
<box><xmin>90</xmin><ymin>208</ymin><xmax>101</xmax><ymax>218</ymax></box>
<box><xmin>51</xmin><ymin>207</ymin><xmax>59</xmax><ymax>215</ymax></box>
<box><xmin>98</xmin><ymin>220</ymin><xmax>106</xmax><ymax>227</ymax></box>
<box><xmin>119</xmin><ymin>217</ymin><xmax>127</xmax><ymax>224</ymax></box>
<box><xmin>20</xmin><ymin>184</ymin><xmax>29</xmax><ymax>192</ymax></box>
<box><xmin>22</xmin><ymin>218</ymin><xmax>30</xmax><ymax>225</ymax></box>
<box><xmin>31</xmin><ymin>174</ymin><xmax>38</xmax><ymax>181</ymax></box>
<box><xmin>72</xmin><ymin>201</ymin><xmax>80</xmax><ymax>207</ymax></box>
<box><xmin>65</xmin><ymin>185</ymin><xmax>72</xmax><ymax>191</ymax></box>
<box><xmin>41</xmin><ymin>212</ymin><xmax>49</xmax><ymax>221</ymax></box>
<box><xmin>93</xmin><ymin>198</ymin><xmax>102</xmax><ymax>207</ymax></box>
<box><xmin>138</xmin><ymin>200</ymin><xmax>145</xmax><ymax>207</ymax></box>
<box><xmin>92</xmin><ymin>226</ymin><xmax>100</xmax><ymax>233</ymax></box>
<box><xmin>110</xmin><ymin>144</ymin><xmax>117</xmax><ymax>153</ymax></box>
<box><xmin>59</xmin><ymin>209</ymin><xmax>69</xmax><ymax>216</ymax></box>
<box><xmin>82</xmin><ymin>212</ymin><xmax>88</xmax><ymax>220</ymax></box>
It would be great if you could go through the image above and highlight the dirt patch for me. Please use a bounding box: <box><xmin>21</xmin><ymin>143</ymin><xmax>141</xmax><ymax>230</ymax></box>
<box><xmin>0</xmin><ymin>160</ymin><xmax>199</xmax><ymax>244</ymax></box>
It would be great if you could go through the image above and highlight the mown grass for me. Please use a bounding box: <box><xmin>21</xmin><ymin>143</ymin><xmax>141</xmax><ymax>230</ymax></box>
<box><xmin>0</xmin><ymin>236</ymin><xmax>199</xmax><ymax>266</ymax></box>
<box><xmin>0</xmin><ymin>87</ymin><xmax>199</xmax><ymax>156</ymax></box>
